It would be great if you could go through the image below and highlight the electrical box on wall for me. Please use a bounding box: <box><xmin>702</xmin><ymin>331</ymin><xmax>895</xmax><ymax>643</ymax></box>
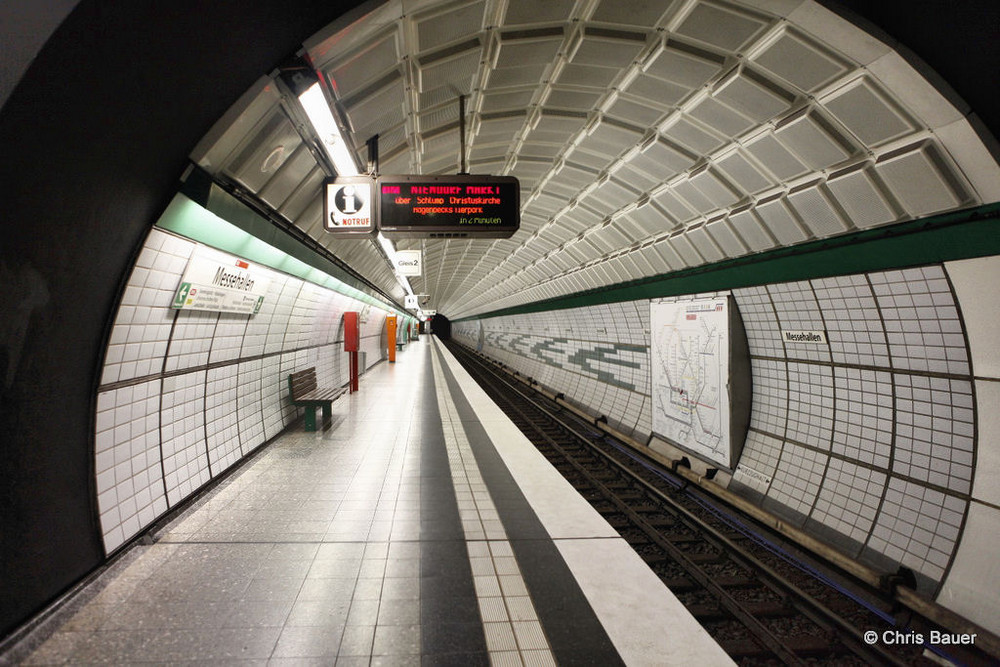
<box><xmin>344</xmin><ymin>311</ymin><xmax>360</xmax><ymax>352</ymax></box>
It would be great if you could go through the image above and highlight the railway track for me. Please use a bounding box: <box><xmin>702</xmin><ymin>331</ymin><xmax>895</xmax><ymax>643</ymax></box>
<box><xmin>446</xmin><ymin>341</ymin><xmax>994</xmax><ymax>666</ymax></box>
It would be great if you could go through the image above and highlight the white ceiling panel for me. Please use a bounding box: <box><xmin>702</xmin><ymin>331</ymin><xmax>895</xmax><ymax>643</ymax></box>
<box><xmin>743</xmin><ymin>132</ymin><xmax>810</xmax><ymax>180</ymax></box>
<box><xmin>689</xmin><ymin>166</ymin><xmax>742</xmax><ymax>208</ymax></box>
<box><xmin>825</xmin><ymin>164</ymin><xmax>899</xmax><ymax>229</ymax></box>
<box><xmin>587</xmin><ymin>225</ymin><xmax>631</xmax><ymax>253</ymax></box>
<box><xmin>639</xmin><ymin>243</ymin><xmax>678</xmax><ymax>273</ymax></box>
<box><xmin>587</xmin><ymin>178</ymin><xmax>641</xmax><ymax>212</ymax></box>
<box><xmin>643</xmin><ymin>39</ymin><xmax>725</xmax><ymax>88</ymax></box>
<box><xmin>495</xmin><ymin>34</ymin><xmax>563</xmax><ymax>68</ymax></box>
<box><xmin>660</xmin><ymin>235</ymin><xmax>696</xmax><ymax>267</ymax></box>
<box><xmin>576</xmin><ymin>121</ymin><xmax>644</xmax><ymax>159</ymax></box>
<box><xmin>342</xmin><ymin>78</ymin><xmax>407</xmax><ymax>137</ymax></box>
<box><xmin>568</xmin><ymin>147</ymin><xmax>613</xmax><ymax>171</ymax></box>
<box><xmin>632</xmin><ymin>137</ymin><xmax>697</xmax><ymax>176</ymax></box>
<box><xmin>664</xmin><ymin>115</ymin><xmax>727</xmax><ymax>154</ymax></box>
<box><xmin>728</xmin><ymin>207</ymin><xmax>776</xmax><ymax>252</ymax></box>
<box><xmin>688</xmin><ymin>96</ymin><xmax>756</xmax><ymax>137</ymax></box>
<box><xmin>822</xmin><ymin>77</ymin><xmax>916</xmax><ymax>147</ymax></box>
<box><xmin>755</xmin><ymin>196</ymin><xmax>810</xmax><ymax>244</ymax></box>
<box><xmin>786</xmin><ymin>184</ymin><xmax>849</xmax><ymax>237</ymax></box>
<box><xmin>605</xmin><ymin>96</ymin><xmax>667</xmax><ymax>127</ymax></box>
<box><xmin>673</xmin><ymin>179</ymin><xmax>716</xmax><ymax>214</ymax></box>
<box><xmin>652</xmin><ymin>187</ymin><xmax>699</xmax><ymax>223</ymax></box>
<box><xmin>609</xmin><ymin>162</ymin><xmax>661</xmax><ymax>192</ymax></box>
<box><xmin>573</xmin><ymin>30</ymin><xmax>647</xmax><ymax>68</ymax></box>
<box><xmin>196</xmin><ymin>0</ymin><xmax>997</xmax><ymax>320</ymax></box>
<box><xmin>625</xmin><ymin>74</ymin><xmax>691</xmax><ymax>108</ymax></box>
<box><xmin>277</xmin><ymin>168</ymin><xmax>325</xmax><ymax>222</ymax></box>
<box><xmin>591</xmin><ymin>0</ymin><xmax>678</xmax><ymax>27</ymax></box>
<box><xmin>773</xmin><ymin>108</ymin><xmax>854</xmax><ymax>170</ymax></box>
<box><xmin>504</xmin><ymin>0</ymin><xmax>575</xmax><ymax>25</ymax></box>
<box><xmin>874</xmin><ymin>142</ymin><xmax>970</xmax><ymax>217</ymax></box>
<box><xmin>415</xmin><ymin>1</ymin><xmax>485</xmax><ymax>51</ymax></box>
<box><xmin>715</xmin><ymin>148</ymin><xmax>774</xmax><ymax>194</ymax></box>
<box><xmin>686</xmin><ymin>225</ymin><xmax>726</xmax><ymax>262</ymax></box>
<box><xmin>674</xmin><ymin>2</ymin><xmax>771</xmax><ymax>52</ymax></box>
<box><xmin>752</xmin><ymin>28</ymin><xmax>849</xmax><ymax>92</ymax></box>
<box><xmin>419</xmin><ymin>48</ymin><xmax>482</xmax><ymax>96</ymax></box>
<box><xmin>481</xmin><ymin>89</ymin><xmax>535</xmax><ymax>113</ymax></box>
<box><xmin>621</xmin><ymin>201</ymin><xmax>676</xmax><ymax>237</ymax></box>
<box><xmin>324</xmin><ymin>32</ymin><xmax>400</xmax><ymax>94</ymax></box>
<box><xmin>488</xmin><ymin>64</ymin><xmax>548</xmax><ymax>88</ymax></box>
<box><xmin>553</xmin><ymin>158</ymin><xmax>599</xmax><ymax>183</ymax></box>
<box><xmin>712</xmin><ymin>66</ymin><xmax>795</xmax><ymax>122</ymax></box>
<box><xmin>557</xmin><ymin>63</ymin><xmax>620</xmax><ymax>88</ymax></box>
<box><xmin>543</xmin><ymin>87</ymin><xmax>604</xmax><ymax>111</ymax></box>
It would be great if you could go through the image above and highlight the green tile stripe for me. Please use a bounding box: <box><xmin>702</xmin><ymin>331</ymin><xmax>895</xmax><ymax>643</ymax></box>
<box><xmin>455</xmin><ymin>203</ymin><xmax>1000</xmax><ymax>322</ymax></box>
<box><xmin>155</xmin><ymin>192</ymin><xmax>418</xmax><ymax>332</ymax></box>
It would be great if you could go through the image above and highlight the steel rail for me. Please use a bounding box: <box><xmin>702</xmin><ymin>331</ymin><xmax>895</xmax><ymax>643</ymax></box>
<box><xmin>453</xmin><ymin>345</ymin><xmax>908</xmax><ymax>665</ymax></box>
<box><xmin>457</xmin><ymin>344</ymin><xmax>1000</xmax><ymax>661</ymax></box>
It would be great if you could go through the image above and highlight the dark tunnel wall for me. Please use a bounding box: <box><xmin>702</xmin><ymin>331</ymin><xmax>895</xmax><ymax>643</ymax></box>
<box><xmin>431</xmin><ymin>314</ymin><xmax>452</xmax><ymax>341</ymax></box>
<box><xmin>0</xmin><ymin>0</ymin><xmax>369</xmax><ymax>638</ymax></box>
<box><xmin>0</xmin><ymin>0</ymin><xmax>997</xmax><ymax>640</ymax></box>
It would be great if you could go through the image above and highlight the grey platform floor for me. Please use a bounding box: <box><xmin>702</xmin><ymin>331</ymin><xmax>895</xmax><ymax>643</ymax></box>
<box><xmin>10</xmin><ymin>337</ymin><xmax>730</xmax><ymax>666</ymax></box>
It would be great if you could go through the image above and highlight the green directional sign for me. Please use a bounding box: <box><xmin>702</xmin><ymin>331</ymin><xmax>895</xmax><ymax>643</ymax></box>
<box><xmin>173</xmin><ymin>282</ymin><xmax>192</xmax><ymax>308</ymax></box>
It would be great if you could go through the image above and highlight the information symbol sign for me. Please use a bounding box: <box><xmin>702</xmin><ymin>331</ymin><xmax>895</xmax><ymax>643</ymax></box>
<box><xmin>324</xmin><ymin>176</ymin><xmax>375</xmax><ymax>236</ymax></box>
<box><xmin>335</xmin><ymin>185</ymin><xmax>364</xmax><ymax>215</ymax></box>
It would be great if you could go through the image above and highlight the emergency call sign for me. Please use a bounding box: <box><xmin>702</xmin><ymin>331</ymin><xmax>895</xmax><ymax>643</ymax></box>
<box><xmin>324</xmin><ymin>176</ymin><xmax>376</xmax><ymax>236</ymax></box>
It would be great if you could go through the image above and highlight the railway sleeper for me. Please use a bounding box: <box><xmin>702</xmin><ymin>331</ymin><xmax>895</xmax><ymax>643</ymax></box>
<box><xmin>636</xmin><ymin>514</ymin><xmax>674</xmax><ymax>529</ymax></box>
<box><xmin>687</xmin><ymin>600</ymin><xmax>794</xmax><ymax>623</ymax></box>
<box><xmin>661</xmin><ymin>578</ymin><xmax>698</xmax><ymax>592</ymax></box>
<box><xmin>676</xmin><ymin>550</ymin><xmax>725</xmax><ymax>565</ymax></box>
<box><xmin>717</xmin><ymin>635</ymin><xmax>839</xmax><ymax>660</ymax></box>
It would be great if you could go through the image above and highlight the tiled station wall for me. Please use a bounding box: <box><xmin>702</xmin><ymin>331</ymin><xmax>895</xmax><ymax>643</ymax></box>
<box><xmin>453</xmin><ymin>257</ymin><xmax>1000</xmax><ymax>615</ymax></box>
<box><xmin>94</xmin><ymin>228</ymin><xmax>399</xmax><ymax>553</ymax></box>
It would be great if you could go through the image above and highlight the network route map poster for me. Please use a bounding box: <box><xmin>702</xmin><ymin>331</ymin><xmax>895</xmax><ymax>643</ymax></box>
<box><xmin>650</xmin><ymin>297</ymin><xmax>732</xmax><ymax>468</ymax></box>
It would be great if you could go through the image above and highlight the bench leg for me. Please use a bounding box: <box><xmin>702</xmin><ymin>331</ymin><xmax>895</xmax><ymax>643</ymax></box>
<box><xmin>304</xmin><ymin>406</ymin><xmax>317</xmax><ymax>431</ymax></box>
<box><xmin>322</xmin><ymin>403</ymin><xmax>332</xmax><ymax>427</ymax></box>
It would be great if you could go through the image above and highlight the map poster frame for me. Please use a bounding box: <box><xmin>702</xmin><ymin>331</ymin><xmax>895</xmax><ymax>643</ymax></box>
<box><xmin>649</xmin><ymin>295</ymin><xmax>750</xmax><ymax>470</ymax></box>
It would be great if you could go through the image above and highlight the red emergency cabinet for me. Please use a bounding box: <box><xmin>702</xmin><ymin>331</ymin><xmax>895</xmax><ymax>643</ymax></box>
<box><xmin>344</xmin><ymin>311</ymin><xmax>359</xmax><ymax>352</ymax></box>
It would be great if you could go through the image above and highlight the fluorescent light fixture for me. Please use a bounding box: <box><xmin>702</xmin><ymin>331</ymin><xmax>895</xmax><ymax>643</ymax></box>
<box><xmin>298</xmin><ymin>83</ymin><xmax>419</xmax><ymax>310</ymax></box>
<box><xmin>298</xmin><ymin>82</ymin><xmax>358</xmax><ymax>177</ymax></box>
<box><xmin>298</xmin><ymin>84</ymin><xmax>422</xmax><ymax>315</ymax></box>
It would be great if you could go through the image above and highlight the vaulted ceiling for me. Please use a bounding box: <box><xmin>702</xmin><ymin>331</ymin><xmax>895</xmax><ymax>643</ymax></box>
<box><xmin>190</xmin><ymin>0</ymin><xmax>1000</xmax><ymax>319</ymax></box>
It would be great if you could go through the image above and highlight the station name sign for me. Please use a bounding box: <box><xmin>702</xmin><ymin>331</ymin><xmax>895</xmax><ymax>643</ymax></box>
<box><xmin>172</xmin><ymin>245</ymin><xmax>270</xmax><ymax>315</ymax></box>
<box><xmin>782</xmin><ymin>330</ymin><xmax>827</xmax><ymax>344</ymax></box>
<box><xmin>377</xmin><ymin>175</ymin><xmax>519</xmax><ymax>239</ymax></box>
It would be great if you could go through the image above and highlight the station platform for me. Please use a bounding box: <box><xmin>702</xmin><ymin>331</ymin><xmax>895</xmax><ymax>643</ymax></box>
<box><xmin>18</xmin><ymin>337</ymin><xmax>732</xmax><ymax>665</ymax></box>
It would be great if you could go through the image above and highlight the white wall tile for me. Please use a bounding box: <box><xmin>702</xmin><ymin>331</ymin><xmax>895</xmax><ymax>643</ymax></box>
<box><xmin>94</xmin><ymin>230</ymin><xmax>403</xmax><ymax>554</ymax></box>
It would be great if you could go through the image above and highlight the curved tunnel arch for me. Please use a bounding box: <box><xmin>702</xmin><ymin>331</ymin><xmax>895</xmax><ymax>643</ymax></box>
<box><xmin>0</xmin><ymin>0</ymin><xmax>998</xmax><ymax>641</ymax></box>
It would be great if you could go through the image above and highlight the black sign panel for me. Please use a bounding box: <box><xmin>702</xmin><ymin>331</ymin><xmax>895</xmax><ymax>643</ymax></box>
<box><xmin>377</xmin><ymin>175</ymin><xmax>520</xmax><ymax>238</ymax></box>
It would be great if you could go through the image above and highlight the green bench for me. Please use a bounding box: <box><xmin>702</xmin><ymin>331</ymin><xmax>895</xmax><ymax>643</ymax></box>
<box><xmin>288</xmin><ymin>367</ymin><xmax>347</xmax><ymax>431</ymax></box>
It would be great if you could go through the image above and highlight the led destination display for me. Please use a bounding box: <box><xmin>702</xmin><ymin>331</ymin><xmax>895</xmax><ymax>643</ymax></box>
<box><xmin>377</xmin><ymin>175</ymin><xmax>520</xmax><ymax>238</ymax></box>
